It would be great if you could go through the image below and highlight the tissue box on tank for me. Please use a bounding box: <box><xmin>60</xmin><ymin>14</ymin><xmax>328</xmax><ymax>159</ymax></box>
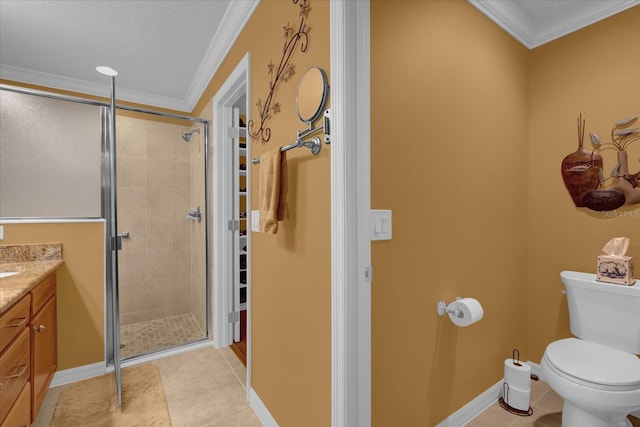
<box><xmin>596</xmin><ymin>255</ymin><xmax>635</xmax><ymax>285</ymax></box>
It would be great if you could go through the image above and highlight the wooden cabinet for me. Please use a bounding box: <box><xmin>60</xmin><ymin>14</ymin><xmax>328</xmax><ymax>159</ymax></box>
<box><xmin>0</xmin><ymin>329</ymin><xmax>30</xmax><ymax>423</ymax></box>
<box><xmin>0</xmin><ymin>272</ymin><xmax>57</xmax><ymax>425</ymax></box>
<box><xmin>31</xmin><ymin>294</ymin><xmax>56</xmax><ymax>421</ymax></box>
<box><xmin>29</xmin><ymin>273</ymin><xmax>57</xmax><ymax>421</ymax></box>
<box><xmin>1</xmin><ymin>382</ymin><xmax>30</xmax><ymax>427</ymax></box>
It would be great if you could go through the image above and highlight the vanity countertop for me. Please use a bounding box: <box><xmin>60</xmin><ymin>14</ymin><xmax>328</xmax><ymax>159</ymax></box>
<box><xmin>0</xmin><ymin>260</ymin><xmax>64</xmax><ymax>313</ymax></box>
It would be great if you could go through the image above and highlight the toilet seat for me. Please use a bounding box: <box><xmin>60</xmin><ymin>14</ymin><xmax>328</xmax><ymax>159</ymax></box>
<box><xmin>544</xmin><ymin>338</ymin><xmax>640</xmax><ymax>392</ymax></box>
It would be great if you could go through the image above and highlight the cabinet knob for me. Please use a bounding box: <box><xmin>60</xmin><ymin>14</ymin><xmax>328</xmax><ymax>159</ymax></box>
<box><xmin>33</xmin><ymin>324</ymin><xmax>46</xmax><ymax>333</ymax></box>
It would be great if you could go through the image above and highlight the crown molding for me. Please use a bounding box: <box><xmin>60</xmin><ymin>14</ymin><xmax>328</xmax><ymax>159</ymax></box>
<box><xmin>0</xmin><ymin>64</ymin><xmax>189</xmax><ymax>111</ymax></box>
<box><xmin>183</xmin><ymin>0</ymin><xmax>259</xmax><ymax>112</ymax></box>
<box><xmin>468</xmin><ymin>0</ymin><xmax>639</xmax><ymax>49</ymax></box>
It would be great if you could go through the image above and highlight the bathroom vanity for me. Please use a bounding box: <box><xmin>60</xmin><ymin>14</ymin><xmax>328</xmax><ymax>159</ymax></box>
<box><xmin>0</xmin><ymin>251</ymin><xmax>62</xmax><ymax>425</ymax></box>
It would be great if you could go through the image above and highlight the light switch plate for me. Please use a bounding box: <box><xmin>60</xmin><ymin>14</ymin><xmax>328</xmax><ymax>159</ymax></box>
<box><xmin>0</xmin><ymin>225</ymin><xmax>4</xmax><ymax>240</ymax></box>
<box><xmin>371</xmin><ymin>210</ymin><xmax>392</xmax><ymax>241</ymax></box>
<box><xmin>251</xmin><ymin>210</ymin><xmax>260</xmax><ymax>232</ymax></box>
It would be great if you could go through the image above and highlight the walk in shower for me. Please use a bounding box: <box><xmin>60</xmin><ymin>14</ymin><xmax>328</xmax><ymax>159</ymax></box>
<box><xmin>0</xmin><ymin>85</ymin><xmax>210</xmax><ymax>364</ymax></box>
<box><xmin>115</xmin><ymin>115</ymin><xmax>208</xmax><ymax>358</ymax></box>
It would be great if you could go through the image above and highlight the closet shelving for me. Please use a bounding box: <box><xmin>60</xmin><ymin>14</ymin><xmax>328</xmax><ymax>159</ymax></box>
<box><xmin>228</xmin><ymin>108</ymin><xmax>249</xmax><ymax>363</ymax></box>
<box><xmin>237</xmin><ymin>119</ymin><xmax>248</xmax><ymax>311</ymax></box>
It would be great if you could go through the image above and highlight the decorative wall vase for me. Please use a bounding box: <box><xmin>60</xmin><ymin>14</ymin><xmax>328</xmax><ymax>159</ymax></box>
<box><xmin>561</xmin><ymin>115</ymin><xmax>603</xmax><ymax>207</ymax></box>
<box><xmin>613</xmin><ymin>150</ymin><xmax>640</xmax><ymax>204</ymax></box>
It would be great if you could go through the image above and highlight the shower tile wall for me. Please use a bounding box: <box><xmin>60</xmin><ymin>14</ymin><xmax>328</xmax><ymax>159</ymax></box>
<box><xmin>116</xmin><ymin>116</ymin><xmax>194</xmax><ymax>326</ymax></box>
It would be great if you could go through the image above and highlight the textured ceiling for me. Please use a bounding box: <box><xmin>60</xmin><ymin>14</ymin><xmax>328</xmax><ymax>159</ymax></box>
<box><xmin>0</xmin><ymin>1</ymin><xmax>637</xmax><ymax>112</ymax></box>
<box><xmin>0</xmin><ymin>0</ymin><xmax>258</xmax><ymax>112</ymax></box>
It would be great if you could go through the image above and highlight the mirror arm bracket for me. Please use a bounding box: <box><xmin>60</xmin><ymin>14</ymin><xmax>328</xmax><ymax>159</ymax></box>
<box><xmin>296</xmin><ymin>108</ymin><xmax>331</xmax><ymax>144</ymax></box>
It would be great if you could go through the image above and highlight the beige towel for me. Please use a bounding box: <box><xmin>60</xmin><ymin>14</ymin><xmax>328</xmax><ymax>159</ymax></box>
<box><xmin>259</xmin><ymin>149</ymin><xmax>289</xmax><ymax>233</ymax></box>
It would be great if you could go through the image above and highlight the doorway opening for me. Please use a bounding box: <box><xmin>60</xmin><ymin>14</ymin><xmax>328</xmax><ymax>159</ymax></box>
<box><xmin>213</xmin><ymin>53</ymin><xmax>252</xmax><ymax>372</ymax></box>
<box><xmin>229</xmin><ymin>101</ymin><xmax>248</xmax><ymax>366</ymax></box>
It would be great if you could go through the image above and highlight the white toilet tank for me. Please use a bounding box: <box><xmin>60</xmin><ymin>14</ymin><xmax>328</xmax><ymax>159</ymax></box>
<box><xmin>561</xmin><ymin>270</ymin><xmax>640</xmax><ymax>354</ymax></box>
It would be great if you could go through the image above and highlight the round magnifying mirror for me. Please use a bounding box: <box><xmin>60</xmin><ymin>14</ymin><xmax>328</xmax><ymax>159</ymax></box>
<box><xmin>296</xmin><ymin>67</ymin><xmax>329</xmax><ymax>126</ymax></box>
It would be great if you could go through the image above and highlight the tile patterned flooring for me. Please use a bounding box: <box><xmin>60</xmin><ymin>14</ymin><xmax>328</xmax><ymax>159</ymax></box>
<box><xmin>32</xmin><ymin>347</ymin><xmax>640</xmax><ymax>426</ymax></box>
<box><xmin>120</xmin><ymin>313</ymin><xmax>206</xmax><ymax>358</ymax></box>
<box><xmin>468</xmin><ymin>377</ymin><xmax>640</xmax><ymax>427</ymax></box>
<box><xmin>33</xmin><ymin>346</ymin><xmax>261</xmax><ymax>427</ymax></box>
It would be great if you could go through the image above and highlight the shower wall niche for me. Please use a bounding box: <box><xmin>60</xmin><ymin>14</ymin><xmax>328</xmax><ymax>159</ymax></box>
<box><xmin>116</xmin><ymin>115</ymin><xmax>206</xmax><ymax>356</ymax></box>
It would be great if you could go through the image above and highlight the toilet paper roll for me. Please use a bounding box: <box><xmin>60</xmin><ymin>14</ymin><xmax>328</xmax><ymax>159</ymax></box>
<box><xmin>447</xmin><ymin>298</ymin><xmax>484</xmax><ymax>327</ymax></box>
<box><xmin>504</xmin><ymin>359</ymin><xmax>531</xmax><ymax>390</ymax></box>
<box><xmin>502</xmin><ymin>383</ymin><xmax>530</xmax><ymax>412</ymax></box>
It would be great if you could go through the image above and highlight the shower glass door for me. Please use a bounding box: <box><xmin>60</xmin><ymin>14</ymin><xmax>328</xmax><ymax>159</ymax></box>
<box><xmin>105</xmin><ymin>108</ymin><xmax>210</xmax><ymax>365</ymax></box>
<box><xmin>113</xmin><ymin>113</ymin><xmax>209</xmax><ymax>360</ymax></box>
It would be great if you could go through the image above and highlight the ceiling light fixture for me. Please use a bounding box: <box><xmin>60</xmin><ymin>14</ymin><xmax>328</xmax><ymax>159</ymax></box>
<box><xmin>96</xmin><ymin>66</ymin><xmax>118</xmax><ymax>76</ymax></box>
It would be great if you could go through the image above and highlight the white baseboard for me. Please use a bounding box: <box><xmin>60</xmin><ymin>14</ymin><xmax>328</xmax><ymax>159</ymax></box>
<box><xmin>50</xmin><ymin>362</ymin><xmax>108</xmax><ymax>387</ymax></box>
<box><xmin>436</xmin><ymin>361</ymin><xmax>542</xmax><ymax>427</ymax></box>
<box><xmin>435</xmin><ymin>380</ymin><xmax>503</xmax><ymax>427</ymax></box>
<box><xmin>249</xmin><ymin>387</ymin><xmax>279</xmax><ymax>427</ymax></box>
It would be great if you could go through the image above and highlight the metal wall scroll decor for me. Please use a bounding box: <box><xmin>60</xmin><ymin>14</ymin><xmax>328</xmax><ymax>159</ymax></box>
<box><xmin>562</xmin><ymin>114</ymin><xmax>640</xmax><ymax>211</ymax></box>
<box><xmin>248</xmin><ymin>0</ymin><xmax>311</xmax><ymax>144</ymax></box>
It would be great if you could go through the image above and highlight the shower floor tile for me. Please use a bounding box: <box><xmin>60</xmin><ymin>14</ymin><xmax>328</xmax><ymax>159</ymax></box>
<box><xmin>120</xmin><ymin>314</ymin><xmax>205</xmax><ymax>358</ymax></box>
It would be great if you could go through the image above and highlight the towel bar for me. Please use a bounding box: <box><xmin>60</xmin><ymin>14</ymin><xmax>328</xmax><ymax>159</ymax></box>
<box><xmin>252</xmin><ymin>137</ymin><xmax>321</xmax><ymax>164</ymax></box>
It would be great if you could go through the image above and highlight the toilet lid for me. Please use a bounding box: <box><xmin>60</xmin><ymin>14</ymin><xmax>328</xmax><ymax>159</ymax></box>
<box><xmin>545</xmin><ymin>338</ymin><xmax>640</xmax><ymax>390</ymax></box>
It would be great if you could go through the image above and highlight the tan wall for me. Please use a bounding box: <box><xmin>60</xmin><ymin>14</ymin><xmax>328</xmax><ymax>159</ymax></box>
<box><xmin>527</xmin><ymin>6</ymin><xmax>640</xmax><ymax>362</ymax></box>
<box><xmin>248</xmin><ymin>3</ymin><xmax>331</xmax><ymax>425</ymax></box>
<box><xmin>1</xmin><ymin>222</ymin><xmax>105</xmax><ymax>370</ymax></box>
<box><xmin>370</xmin><ymin>1</ymin><xmax>639</xmax><ymax>425</ymax></box>
<box><xmin>370</xmin><ymin>1</ymin><xmax>529</xmax><ymax>425</ymax></box>
<box><xmin>3</xmin><ymin>1</ymin><xmax>637</xmax><ymax>425</ymax></box>
<box><xmin>195</xmin><ymin>1</ymin><xmax>331</xmax><ymax>425</ymax></box>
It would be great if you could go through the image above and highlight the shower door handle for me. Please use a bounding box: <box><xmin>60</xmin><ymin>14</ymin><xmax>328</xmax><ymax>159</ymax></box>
<box><xmin>112</xmin><ymin>231</ymin><xmax>130</xmax><ymax>251</ymax></box>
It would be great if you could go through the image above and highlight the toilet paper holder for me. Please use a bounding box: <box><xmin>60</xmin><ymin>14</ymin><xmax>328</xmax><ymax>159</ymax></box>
<box><xmin>437</xmin><ymin>297</ymin><xmax>464</xmax><ymax>318</ymax></box>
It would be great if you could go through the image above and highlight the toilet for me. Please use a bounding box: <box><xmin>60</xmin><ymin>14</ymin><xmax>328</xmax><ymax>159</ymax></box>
<box><xmin>541</xmin><ymin>271</ymin><xmax>640</xmax><ymax>427</ymax></box>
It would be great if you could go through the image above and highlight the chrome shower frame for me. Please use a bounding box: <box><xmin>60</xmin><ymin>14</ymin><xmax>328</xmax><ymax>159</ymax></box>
<box><xmin>101</xmin><ymin>105</ymin><xmax>212</xmax><ymax>364</ymax></box>
<box><xmin>103</xmin><ymin>72</ymin><xmax>123</xmax><ymax>407</ymax></box>
<box><xmin>0</xmin><ymin>83</ymin><xmax>212</xmax><ymax>372</ymax></box>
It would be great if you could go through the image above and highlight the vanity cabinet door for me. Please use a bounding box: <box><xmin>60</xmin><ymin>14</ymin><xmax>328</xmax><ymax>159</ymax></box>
<box><xmin>0</xmin><ymin>328</ymin><xmax>30</xmax><ymax>423</ymax></box>
<box><xmin>0</xmin><ymin>381</ymin><xmax>30</xmax><ymax>427</ymax></box>
<box><xmin>30</xmin><ymin>296</ymin><xmax>57</xmax><ymax>421</ymax></box>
